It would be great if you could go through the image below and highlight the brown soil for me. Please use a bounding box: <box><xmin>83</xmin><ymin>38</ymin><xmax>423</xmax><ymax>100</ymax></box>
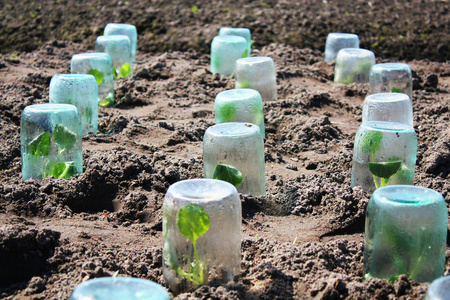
<box><xmin>1</xmin><ymin>0</ymin><xmax>450</xmax><ymax>299</ymax></box>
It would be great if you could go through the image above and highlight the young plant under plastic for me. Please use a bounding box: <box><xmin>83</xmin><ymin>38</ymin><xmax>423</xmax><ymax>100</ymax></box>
<box><xmin>166</xmin><ymin>203</ymin><xmax>210</xmax><ymax>285</ymax></box>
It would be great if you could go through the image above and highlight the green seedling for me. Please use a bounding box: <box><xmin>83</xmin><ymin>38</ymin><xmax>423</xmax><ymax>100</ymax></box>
<box><xmin>190</xmin><ymin>5</ymin><xmax>199</xmax><ymax>12</ymax></box>
<box><xmin>391</xmin><ymin>87</ymin><xmax>402</xmax><ymax>93</ymax></box>
<box><xmin>99</xmin><ymin>93</ymin><xmax>114</xmax><ymax>107</ymax></box>
<box><xmin>27</xmin><ymin>124</ymin><xmax>78</xmax><ymax>179</ymax></box>
<box><xmin>167</xmin><ymin>203</ymin><xmax>210</xmax><ymax>285</ymax></box>
<box><xmin>82</xmin><ymin>106</ymin><xmax>93</xmax><ymax>124</ymax></box>
<box><xmin>368</xmin><ymin>160</ymin><xmax>402</xmax><ymax>188</ymax></box>
<box><xmin>43</xmin><ymin>161</ymin><xmax>76</xmax><ymax>179</ymax></box>
<box><xmin>361</xmin><ymin>131</ymin><xmax>383</xmax><ymax>161</ymax></box>
<box><xmin>361</xmin><ymin>131</ymin><xmax>404</xmax><ymax>189</ymax></box>
<box><xmin>213</xmin><ymin>164</ymin><xmax>243</xmax><ymax>187</ymax></box>
<box><xmin>365</xmin><ymin>219</ymin><xmax>439</xmax><ymax>282</ymax></box>
<box><xmin>53</xmin><ymin>124</ymin><xmax>77</xmax><ymax>154</ymax></box>
<box><xmin>120</xmin><ymin>62</ymin><xmax>131</xmax><ymax>78</ymax></box>
<box><xmin>339</xmin><ymin>61</ymin><xmax>373</xmax><ymax>84</ymax></box>
<box><xmin>218</xmin><ymin>102</ymin><xmax>236</xmax><ymax>122</ymax></box>
<box><xmin>113</xmin><ymin>63</ymin><xmax>132</xmax><ymax>80</ymax></box>
<box><xmin>87</xmin><ymin>69</ymin><xmax>103</xmax><ymax>85</ymax></box>
<box><xmin>237</xmin><ymin>78</ymin><xmax>250</xmax><ymax>89</ymax></box>
<box><xmin>112</xmin><ymin>67</ymin><xmax>118</xmax><ymax>79</ymax></box>
<box><xmin>29</xmin><ymin>132</ymin><xmax>51</xmax><ymax>156</ymax></box>
<box><xmin>242</xmin><ymin>49</ymin><xmax>248</xmax><ymax>58</ymax></box>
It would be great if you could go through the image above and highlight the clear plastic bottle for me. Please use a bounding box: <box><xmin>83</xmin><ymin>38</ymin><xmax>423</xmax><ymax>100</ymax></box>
<box><xmin>71</xmin><ymin>53</ymin><xmax>115</xmax><ymax>107</ymax></box>
<box><xmin>21</xmin><ymin>104</ymin><xmax>82</xmax><ymax>181</ymax></box>
<box><xmin>203</xmin><ymin>122</ymin><xmax>265</xmax><ymax>196</ymax></box>
<box><xmin>370</xmin><ymin>63</ymin><xmax>413</xmax><ymax>101</ymax></box>
<box><xmin>104</xmin><ymin>23</ymin><xmax>138</xmax><ymax>62</ymax></box>
<box><xmin>351</xmin><ymin>121</ymin><xmax>417</xmax><ymax>194</ymax></box>
<box><xmin>234</xmin><ymin>56</ymin><xmax>277</xmax><ymax>102</ymax></box>
<box><xmin>215</xmin><ymin>88</ymin><xmax>265</xmax><ymax>137</ymax></box>
<box><xmin>364</xmin><ymin>185</ymin><xmax>447</xmax><ymax>282</ymax></box>
<box><xmin>324</xmin><ymin>32</ymin><xmax>359</xmax><ymax>63</ymax></box>
<box><xmin>163</xmin><ymin>179</ymin><xmax>241</xmax><ymax>294</ymax></box>
<box><xmin>218</xmin><ymin>27</ymin><xmax>251</xmax><ymax>57</ymax></box>
<box><xmin>49</xmin><ymin>74</ymin><xmax>98</xmax><ymax>136</ymax></box>
<box><xmin>362</xmin><ymin>93</ymin><xmax>413</xmax><ymax>127</ymax></box>
<box><xmin>334</xmin><ymin>48</ymin><xmax>375</xmax><ymax>84</ymax></box>
<box><xmin>210</xmin><ymin>35</ymin><xmax>247</xmax><ymax>77</ymax></box>
<box><xmin>96</xmin><ymin>35</ymin><xmax>133</xmax><ymax>79</ymax></box>
<box><xmin>69</xmin><ymin>277</ymin><xmax>170</xmax><ymax>300</ymax></box>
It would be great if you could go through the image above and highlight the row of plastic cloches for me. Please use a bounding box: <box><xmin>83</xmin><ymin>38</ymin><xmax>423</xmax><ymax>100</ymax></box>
<box><xmin>325</xmin><ymin>32</ymin><xmax>413</xmax><ymax>103</ymax></box>
<box><xmin>332</xmin><ymin>34</ymin><xmax>450</xmax><ymax>286</ymax></box>
<box><xmin>20</xmin><ymin>23</ymin><xmax>137</xmax><ymax>181</ymax></box>
<box><xmin>158</xmin><ymin>27</ymin><xmax>273</xmax><ymax>294</ymax></box>
<box><xmin>70</xmin><ymin>28</ymin><xmax>268</xmax><ymax>297</ymax></box>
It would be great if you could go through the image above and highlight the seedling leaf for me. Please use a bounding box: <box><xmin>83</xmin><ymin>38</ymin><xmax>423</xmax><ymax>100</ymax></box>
<box><xmin>99</xmin><ymin>93</ymin><xmax>114</xmax><ymax>107</ymax></box>
<box><xmin>361</xmin><ymin>131</ymin><xmax>383</xmax><ymax>155</ymax></box>
<box><xmin>112</xmin><ymin>67</ymin><xmax>119</xmax><ymax>80</ymax></box>
<box><xmin>237</xmin><ymin>78</ymin><xmax>250</xmax><ymax>89</ymax></box>
<box><xmin>391</xmin><ymin>87</ymin><xmax>402</xmax><ymax>93</ymax></box>
<box><xmin>190</xmin><ymin>5</ymin><xmax>199</xmax><ymax>12</ymax></box>
<box><xmin>176</xmin><ymin>203</ymin><xmax>210</xmax><ymax>244</ymax></box>
<box><xmin>82</xmin><ymin>106</ymin><xmax>93</xmax><ymax>123</ymax></box>
<box><xmin>29</xmin><ymin>132</ymin><xmax>51</xmax><ymax>156</ymax></box>
<box><xmin>120</xmin><ymin>62</ymin><xmax>131</xmax><ymax>78</ymax></box>
<box><xmin>242</xmin><ymin>49</ymin><xmax>248</xmax><ymax>58</ymax></box>
<box><xmin>53</xmin><ymin>124</ymin><xmax>77</xmax><ymax>153</ymax></box>
<box><xmin>44</xmin><ymin>161</ymin><xmax>76</xmax><ymax>179</ymax></box>
<box><xmin>213</xmin><ymin>164</ymin><xmax>243</xmax><ymax>187</ymax></box>
<box><xmin>219</xmin><ymin>103</ymin><xmax>236</xmax><ymax>121</ymax></box>
<box><xmin>87</xmin><ymin>69</ymin><xmax>103</xmax><ymax>85</ymax></box>
<box><xmin>368</xmin><ymin>160</ymin><xmax>402</xmax><ymax>179</ymax></box>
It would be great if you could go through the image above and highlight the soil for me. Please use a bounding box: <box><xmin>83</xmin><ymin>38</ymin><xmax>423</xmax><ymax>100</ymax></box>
<box><xmin>0</xmin><ymin>0</ymin><xmax>450</xmax><ymax>299</ymax></box>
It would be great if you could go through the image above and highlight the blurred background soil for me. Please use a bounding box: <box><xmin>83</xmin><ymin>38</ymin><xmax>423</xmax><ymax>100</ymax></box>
<box><xmin>0</xmin><ymin>0</ymin><xmax>449</xmax><ymax>299</ymax></box>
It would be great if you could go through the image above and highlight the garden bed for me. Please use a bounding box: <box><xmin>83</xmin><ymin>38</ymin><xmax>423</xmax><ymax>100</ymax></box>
<box><xmin>1</xmin><ymin>0</ymin><xmax>450</xmax><ymax>299</ymax></box>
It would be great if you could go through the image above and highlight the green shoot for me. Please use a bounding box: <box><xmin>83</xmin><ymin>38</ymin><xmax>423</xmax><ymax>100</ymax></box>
<box><xmin>27</xmin><ymin>124</ymin><xmax>78</xmax><ymax>179</ymax></box>
<box><xmin>64</xmin><ymin>98</ymin><xmax>75</xmax><ymax>105</ymax></box>
<box><xmin>364</xmin><ymin>219</ymin><xmax>438</xmax><ymax>282</ymax></box>
<box><xmin>237</xmin><ymin>78</ymin><xmax>250</xmax><ymax>89</ymax></box>
<box><xmin>172</xmin><ymin>203</ymin><xmax>210</xmax><ymax>285</ymax></box>
<box><xmin>338</xmin><ymin>61</ymin><xmax>373</xmax><ymax>84</ymax></box>
<box><xmin>29</xmin><ymin>132</ymin><xmax>51</xmax><ymax>156</ymax></box>
<box><xmin>361</xmin><ymin>131</ymin><xmax>383</xmax><ymax>161</ymax></box>
<box><xmin>361</xmin><ymin>131</ymin><xmax>403</xmax><ymax>189</ymax></box>
<box><xmin>44</xmin><ymin>161</ymin><xmax>76</xmax><ymax>179</ymax></box>
<box><xmin>120</xmin><ymin>62</ymin><xmax>131</xmax><ymax>78</ymax></box>
<box><xmin>391</xmin><ymin>87</ymin><xmax>402</xmax><ymax>93</ymax></box>
<box><xmin>87</xmin><ymin>69</ymin><xmax>103</xmax><ymax>85</ymax></box>
<box><xmin>190</xmin><ymin>5</ymin><xmax>199</xmax><ymax>12</ymax></box>
<box><xmin>53</xmin><ymin>124</ymin><xmax>77</xmax><ymax>154</ymax></box>
<box><xmin>112</xmin><ymin>63</ymin><xmax>132</xmax><ymax>80</ymax></box>
<box><xmin>213</xmin><ymin>164</ymin><xmax>243</xmax><ymax>187</ymax></box>
<box><xmin>368</xmin><ymin>160</ymin><xmax>402</xmax><ymax>189</ymax></box>
<box><xmin>218</xmin><ymin>103</ymin><xmax>236</xmax><ymax>122</ymax></box>
<box><xmin>99</xmin><ymin>93</ymin><xmax>114</xmax><ymax>107</ymax></box>
<box><xmin>241</xmin><ymin>49</ymin><xmax>248</xmax><ymax>58</ymax></box>
<box><xmin>82</xmin><ymin>106</ymin><xmax>93</xmax><ymax>124</ymax></box>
